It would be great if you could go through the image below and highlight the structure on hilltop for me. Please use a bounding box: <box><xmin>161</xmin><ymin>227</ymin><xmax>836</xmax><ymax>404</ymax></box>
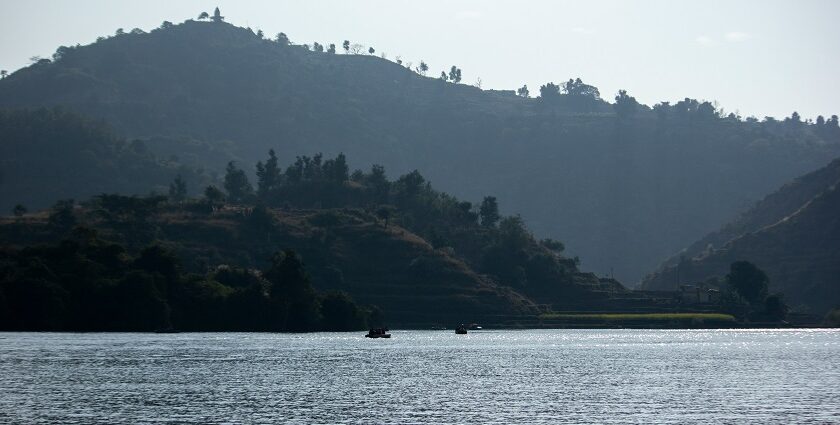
<box><xmin>212</xmin><ymin>7</ymin><xmax>224</xmax><ymax>23</ymax></box>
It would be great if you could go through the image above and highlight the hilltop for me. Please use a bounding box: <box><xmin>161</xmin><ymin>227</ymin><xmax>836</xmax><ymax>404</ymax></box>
<box><xmin>1</xmin><ymin>18</ymin><xmax>839</xmax><ymax>284</ymax></box>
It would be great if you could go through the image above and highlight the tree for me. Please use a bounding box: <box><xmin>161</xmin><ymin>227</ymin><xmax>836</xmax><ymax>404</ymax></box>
<box><xmin>211</xmin><ymin>7</ymin><xmax>224</xmax><ymax>23</ymax></box>
<box><xmin>614</xmin><ymin>89</ymin><xmax>638</xmax><ymax>119</ymax></box>
<box><xmin>726</xmin><ymin>261</ymin><xmax>769</xmax><ymax>304</ymax></box>
<box><xmin>350</xmin><ymin>44</ymin><xmax>364</xmax><ymax>54</ymax></box>
<box><xmin>327</xmin><ymin>43</ymin><xmax>336</xmax><ymax>54</ymax></box>
<box><xmin>0</xmin><ymin>70</ymin><xmax>7</xmax><ymax>79</ymax></box>
<box><xmin>376</xmin><ymin>205</ymin><xmax>396</xmax><ymax>228</ymax></box>
<box><xmin>160</xmin><ymin>21</ymin><xmax>174</xmax><ymax>30</ymax></box>
<box><xmin>313</xmin><ymin>42</ymin><xmax>324</xmax><ymax>52</ymax></box>
<box><xmin>342</xmin><ymin>40</ymin><xmax>350</xmax><ymax>53</ymax></box>
<box><xmin>256</xmin><ymin>149</ymin><xmax>282</xmax><ymax>198</ymax></box>
<box><xmin>448</xmin><ymin>66</ymin><xmax>462</xmax><ymax>83</ymax></box>
<box><xmin>168</xmin><ymin>174</ymin><xmax>187</xmax><ymax>202</ymax></box>
<box><xmin>320</xmin><ymin>291</ymin><xmax>366</xmax><ymax>331</ymax></box>
<box><xmin>479</xmin><ymin>196</ymin><xmax>500</xmax><ymax>228</ymax></box>
<box><xmin>562</xmin><ymin>78</ymin><xmax>600</xmax><ymax>99</ymax></box>
<box><xmin>517</xmin><ymin>85</ymin><xmax>529</xmax><ymax>98</ymax></box>
<box><xmin>49</xmin><ymin>199</ymin><xmax>76</xmax><ymax>231</ymax></box>
<box><xmin>275</xmin><ymin>33</ymin><xmax>290</xmax><ymax>45</ymax></box>
<box><xmin>223</xmin><ymin>161</ymin><xmax>254</xmax><ymax>203</ymax></box>
<box><xmin>764</xmin><ymin>294</ymin><xmax>788</xmax><ymax>321</ymax></box>
<box><xmin>12</xmin><ymin>204</ymin><xmax>27</xmax><ymax>217</ymax></box>
<box><xmin>115</xmin><ymin>28</ymin><xmax>125</xmax><ymax>36</ymax></box>
<box><xmin>204</xmin><ymin>185</ymin><xmax>225</xmax><ymax>203</ymax></box>
<box><xmin>264</xmin><ymin>250</ymin><xmax>321</xmax><ymax>331</ymax></box>
<box><xmin>368</xmin><ymin>47</ymin><xmax>375</xmax><ymax>55</ymax></box>
<box><xmin>197</xmin><ymin>11</ymin><xmax>209</xmax><ymax>20</ymax></box>
<box><xmin>256</xmin><ymin>29</ymin><xmax>264</xmax><ymax>39</ymax></box>
<box><xmin>418</xmin><ymin>61</ymin><xmax>428</xmax><ymax>76</ymax></box>
<box><xmin>323</xmin><ymin>153</ymin><xmax>349</xmax><ymax>183</ymax></box>
<box><xmin>440</xmin><ymin>71</ymin><xmax>448</xmax><ymax>81</ymax></box>
<box><xmin>539</xmin><ymin>82</ymin><xmax>561</xmax><ymax>102</ymax></box>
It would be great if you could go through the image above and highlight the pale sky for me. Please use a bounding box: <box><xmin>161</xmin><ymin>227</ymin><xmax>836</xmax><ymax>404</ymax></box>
<box><xmin>1</xmin><ymin>0</ymin><xmax>838</xmax><ymax>120</ymax></box>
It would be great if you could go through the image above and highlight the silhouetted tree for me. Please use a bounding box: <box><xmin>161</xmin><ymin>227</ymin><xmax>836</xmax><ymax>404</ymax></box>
<box><xmin>440</xmin><ymin>71</ymin><xmax>448</xmax><ymax>81</ymax></box>
<box><xmin>264</xmin><ymin>250</ymin><xmax>321</xmax><ymax>331</ymax></box>
<box><xmin>614</xmin><ymin>89</ymin><xmax>638</xmax><ymax>119</ymax></box>
<box><xmin>0</xmin><ymin>70</ymin><xmax>7</xmax><ymax>79</ymax></box>
<box><xmin>327</xmin><ymin>43</ymin><xmax>336</xmax><ymax>54</ymax></box>
<box><xmin>376</xmin><ymin>205</ymin><xmax>396</xmax><ymax>228</ymax></box>
<box><xmin>368</xmin><ymin>47</ymin><xmax>375</xmax><ymax>55</ymax></box>
<box><xmin>539</xmin><ymin>82</ymin><xmax>561</xmax><ymax>103</ymax></box>
<box><xmin>350</xmin><ymin>43</ymin><xmax>364</xmax><ymax>54</ymax></box>
<box><xmin>115</xmin><ymin>28</ymin><xmax>125</xmax><ymax>36</ymax></box>
<box><xmin>256</xmin><ymin>29</ymin><xmax>264</xmax><ymax>39</ymax></box>
<box><xmin>12</xmin><ymin>204</ymin><xmax>27</xmax><ymax>217</ymax></box>
<box><xmin>448</xmin><ymin>66</ymin><xmax>462</xmax><ymax>83</ymax></box>
<box><xmin>160</xmin><ymin>21</ymin><xmax>174</xmax><ymax>30</ymax></box>
<box><xmin>323</xmin><ymin>153</ymin><xmax>349</xmax><ymax>183</ymax></box>
<box><xmin>479</xmin><ymin>196</ymin><xmax>500</xmax><ymax>228</ymax></box>
<box><xmin>727</xmin><ymin>261</ymin><xmax>769</xmax><ymax>304</ymax></box>
<box><xmin>313</xmin><ymin>42</ymin><xmax>324</xmax><ymax>52</ymax></box>
<box><xmin>320</xmin><ymin>291</ymin><xmax>366</xmax><ymax>331</ymax></box>
<box><xmin>342</xmin><ymin>40</ymin><xmax>350</xmax><ymax>53</ymax></box>
<box><xmin>204</xmin><ymin>185</ymin><xmax>225</xmax><ymax>203</ymax></box>
<box><xmin>168</xmin><ymin>174</ymin><xmax>187</xmax><ymax>202</ymax></box>
<box><xmin>562</xmin><ymin>78</ymin><xmax>600</xmax><ymax>99</ymax></box>
<box><xmin>256</xmin><ymin>149</ymin><xmax>282</xmax><ymax>198</ymax></box>
<box><xmin>517</xmin><ymin>85</ymin><xmax>529</xmax><ymax>98</ymax></box>
<box><xmin>223</xmin><ymin>161</ymin><xmax>254</xmax><ymax>203</ymax></box>
<box><xmin>275</xmin><ymin>33</ymin><xmax>290</xmax><ymax>45</ymax></box>
<box><xmin>211</xmin><ymin>7</ymin><xmax>224</xmax><ymax>23</ymax></box>
<box><xmin>198</xmin><ymin>11</ymin><xmax>209</xmax><ymax>20</ymax></box>
<box><xmin>418</xmin><ymin>61</ymin><xmax>428</xmax><ymax>76</ymax></box>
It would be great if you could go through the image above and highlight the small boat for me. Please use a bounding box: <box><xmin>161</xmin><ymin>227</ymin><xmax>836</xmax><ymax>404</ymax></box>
<box><xmin>468</xmin><ymin>323</ymin><xmax>483</xmax><ymax>330</ymax></box>
<box><xmin>455</xmin><ymin>324</ymin><xmax>468</xmax><ymax>334</ymax></box>
<box><xmin>366</xmin><ymin>328</ymin><xmax>391</xmax><ymax>338</ymax></box>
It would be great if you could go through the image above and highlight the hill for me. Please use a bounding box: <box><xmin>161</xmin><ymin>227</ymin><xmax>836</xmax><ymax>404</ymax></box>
<box><xmin>1</xmin><ymin>150</ymin><xmax>629</xmax><ymax>328</ymax></box>
<box><xmin>641</xmin><ymin>159</ymin><xmax>840</xmax><ymax>313</ymax></box>
<box><xmin>1</xmin><ymin>19</ymin><xmax>839</xmax><ymax>284</ymax></box>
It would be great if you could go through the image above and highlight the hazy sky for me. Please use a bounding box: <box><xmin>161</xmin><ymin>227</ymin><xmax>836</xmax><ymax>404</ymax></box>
<box><xmin>1</xmin><ymin>0</ymin><xmax>838</xmax><ymax>119</ymax></box>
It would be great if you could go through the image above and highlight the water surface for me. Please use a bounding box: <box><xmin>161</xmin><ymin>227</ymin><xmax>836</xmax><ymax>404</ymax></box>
<box><xmin>1</xmin><ymin>329</ymin><xmax>838</xmax><ymax>423</ymax></box>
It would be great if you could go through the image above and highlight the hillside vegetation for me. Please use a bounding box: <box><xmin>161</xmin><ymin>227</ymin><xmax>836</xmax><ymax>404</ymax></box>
<box><xmin>642</xmin><ymin>159</ymin><xmax>840</xmax><ymax>313</ymax></box>
<box><xmin>1</xmin><ymin>19</ymin><xmax>838</xmax><ymax>284</ymax></box>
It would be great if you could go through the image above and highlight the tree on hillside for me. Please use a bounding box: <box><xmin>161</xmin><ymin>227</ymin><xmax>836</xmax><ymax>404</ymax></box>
<box><xmin>275</xmin><ymin>33</ymin><xmax>290</xmax><ymax>45</ymax></box>
<box><xmin>327</xmin><ymin>43</ymin><xmax>336</xmax><ymax>54</ymax></box>
<box><xmin>168</xmin><ymin>174</ymin><xmax>187</xmax><ymax>202</ymax></box>
<box><xmin>323</xmin><ymin>153</ymin><xmax>349</xmax><ymax>183</ymax></box>
<box><xmin>256</xmin><ymin>30</ymin><xmax>265</xmax><ymax>39</ymax></box>
<box><xmin>448</xmin><ymin>66</ymin><xmax>462</xmax><ymax>84</ymax></box>
<box><xmin>12</xmin><ymin>204</ymin><xmax>27</xmax><ymax>217</ymax></box>
<box><xmin>198</xmin><ymin>11</ymin><xmax>209</xmax><ymax>20</ymax></box>
<box><xmin>256</xmin><ymin>149</ymin><xmax>282</xmax><ymax>198</ymax></box>
<box><xmin>368</xmin><ymin>47</ymin><xmax>375</xmax><ymax>55</ymax></box>
<box><xmin>204</xmin><ymin>185</ymin><xmax>225</xmax><ymax>203</ymax></box>
<box><xmin>562</xmin><ymin>78</ymin><xmax>600</xmax><ymax>99</ymax></box>
<box><xmin>367</xmin><ymin>164</ymin><xmax>390</xmax><ymax>204</ymax></box>
<box><xmin>539</xmin><ymin>82</ymin><xmax>561</xmax><ymax>103</ymax></box>
<box><xmin>1</xmin><ymin>70</ymin><xmax>7</xmax><ymax>79</ymax></box>
<box><xmin>440</xmin><ymin>71</ymin><xmax>448</xmax><ymax>81</ymax></box>
<box><xmin>726</xmin><ymin>260</ymin><xmax>769</xmax><ymax>304</ymax></box>
<box><xmin>264</xmin><ymin>249</ymin><xmax>321</xmax><ymax>331</ymax></box>
<box><xmin>417</xmin><ymin>61</ymin><xmax>428</xmax><ymax>76</ymax></box>
<box><xmin>160</xmin><ymin>21</ymin><xmax>174</xmax><ymax>30</ymax></box>
<box><xmin>224</xmin><ymin>161</ymin><xmax>253</xmax><ymax>203</ymax></box>
<box><xmin>480</xmin><ymin>196</ymin><xmax>500</xmax><ymax>228</ymax></box>
<box><xmin>211</xmin><ymin>7</ymin><xmax>224</xmax><ymax>23</ymax></box>
<box><xmin>342</xmin><ymin>40</ymin><xmax>350</xmax><ymax>53</ymax></box>
<box><xmin>517</xmin><ymin>85</ymin><xmax>529</xmax><ymax>98</ymax></box>
<box><xmin>115</xmin><ymin>28</ymin><xmax>125</xmax><ymax>36</ymax></box>
<box><xmin>375</xmin><ymin>205</ymin><xmax>395</xmax><ymax>228</ymax></box>
<box><xmin>614</xmin><ymin>89</ymin><xmax>638</xmax><ymax>119</ymax></box>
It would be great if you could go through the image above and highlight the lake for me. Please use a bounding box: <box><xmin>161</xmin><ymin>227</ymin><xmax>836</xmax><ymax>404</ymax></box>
<box><xmin>1</xmin><ymin>329</ymin><xmax>838</xmax><ymax>424</ymax></box>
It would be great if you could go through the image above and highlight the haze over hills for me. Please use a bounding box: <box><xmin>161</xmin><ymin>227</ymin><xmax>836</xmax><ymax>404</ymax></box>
<box><xmin>642</xmin><ymin>159</ymin><xmax>840</xmax><ymax>313</ymax></box>
<box><xmin>1</xmin><ymin>18</ymin><xmax>839</xmax><ymax>284</ymax></box>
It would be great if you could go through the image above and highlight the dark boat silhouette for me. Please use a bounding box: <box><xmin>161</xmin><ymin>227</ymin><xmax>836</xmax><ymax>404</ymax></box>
<box><xmin>366</xmin><ymin>328</ymin><xmax>391</xmax><ymax>338</ymax></box>
<box><xmin>455</xmin><ymin>324</ymin><xmax>468</xmax><ymax>334</ymax></box>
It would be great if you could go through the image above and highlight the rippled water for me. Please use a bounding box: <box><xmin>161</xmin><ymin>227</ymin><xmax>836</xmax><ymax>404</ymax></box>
<box><xmin>0</xmin><ymin>329</ymin><xmax>838</xmax><ymax>424</ymax></box>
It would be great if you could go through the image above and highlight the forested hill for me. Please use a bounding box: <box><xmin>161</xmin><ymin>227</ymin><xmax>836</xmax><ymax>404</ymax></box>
<box><xmin>641</xmin><ymin>159</ymin><xmax>840</xmax><ymax>313</ymax></box>
<box><xmin>1</xmin><ymin>18</ymin><xmax>839</xmax><ymax>284</ymax></box>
